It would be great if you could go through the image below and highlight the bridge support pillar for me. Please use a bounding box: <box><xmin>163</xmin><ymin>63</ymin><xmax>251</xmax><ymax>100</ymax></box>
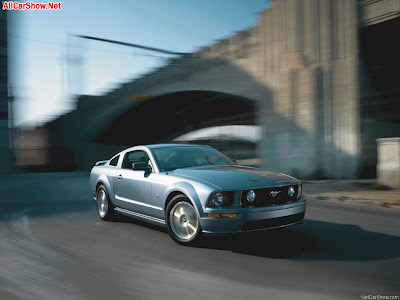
<box><xmin>258</xmin><ymin>0</ymin><xmax>361</xmax><ymax>179</ymax></box>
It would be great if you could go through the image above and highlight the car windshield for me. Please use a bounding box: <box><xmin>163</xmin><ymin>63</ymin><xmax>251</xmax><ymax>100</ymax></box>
<box><xmin>152</xmin><ymin>146</ymin><xmax>235</xmax><ymax>172</ymax></box>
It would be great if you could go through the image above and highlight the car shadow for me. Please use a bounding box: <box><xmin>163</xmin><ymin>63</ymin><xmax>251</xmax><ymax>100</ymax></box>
<box><xmin>113</xmin><ymin>213</ymin><xmax>168</xmax><ymax>234</ymax></box>
<box><xmin>16</xmin><ymin>201</ymin><xmax>400</xmax><ymax>263</ymax></box>
<box><xmin>195</xmin><ymin>219</ymin><xmax>400</xmax><ymax>261</ymax></box>
<box><xmin>113</xmin><ymin>213</ymin><xmax>400</xmax><ymax>261</ymax></box>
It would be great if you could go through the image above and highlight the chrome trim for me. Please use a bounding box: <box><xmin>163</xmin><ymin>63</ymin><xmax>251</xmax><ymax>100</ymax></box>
<box><xmin>114</xmin><ymin>207</ymin><xmax>166</xmax><ymax>225</ymax></box>
<box><xmin>270</xmin><ymin>190</ymin><xmax>281</xmax><ymax>197</ymax></box>
<box><xmin>115</xmin><ymin>195</ymin><xmax>163</xmax><ymax>211</ymax></box>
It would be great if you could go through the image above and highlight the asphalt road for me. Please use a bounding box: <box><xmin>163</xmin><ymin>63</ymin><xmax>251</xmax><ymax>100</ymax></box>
<box><xmin>0</xmin><ymin>173</ymin><xmax>399</xmax><ymax>300</ymax></box>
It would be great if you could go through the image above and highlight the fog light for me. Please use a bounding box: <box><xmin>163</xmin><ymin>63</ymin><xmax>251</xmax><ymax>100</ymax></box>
<box><xmin>247</xmin><ymin>190</ymin><xmax>256</xmax><ymax>202</ymax></box>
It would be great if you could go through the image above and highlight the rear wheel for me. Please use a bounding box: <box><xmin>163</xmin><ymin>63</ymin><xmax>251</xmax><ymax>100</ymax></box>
<box><xmin>166</xmin><ymin>195</ymin><xmax>202</xmax><ymax>245</ymax></box>
<box><xmin>96</xmin><ymin>185</ymin><xmax>116</xmax><ymax>221</ymax></box>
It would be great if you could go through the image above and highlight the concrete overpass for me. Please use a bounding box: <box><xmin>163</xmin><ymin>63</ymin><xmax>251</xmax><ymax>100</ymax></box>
<box><xmin>41</xmin><ymin>0</ymin><xmax>400</xmax><ymax>178</ymax></box>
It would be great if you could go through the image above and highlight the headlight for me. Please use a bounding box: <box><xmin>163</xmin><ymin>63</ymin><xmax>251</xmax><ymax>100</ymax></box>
<box><xmin>211</xmin><ymin>192</ymin><xmax>223</xmax><ymax>207</ymax></box>
<box><xmin>246</xmin><ymin>190</ymin><xmax>256</xmax><ymax>202</ymax></box>
<box><xmin>207</xmin><ymin>192</ymin><xmax>234</xmax><ymax>207</ymax></box>
<box><xmin>297</xmin><ymin>184</ymin><xmax>302</xmax><ymax>200</ymax></box>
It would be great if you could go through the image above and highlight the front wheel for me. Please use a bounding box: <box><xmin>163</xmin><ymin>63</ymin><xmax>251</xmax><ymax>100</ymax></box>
<box><xmin>166</xmin><ymin>195</ymin><xmax>202</xmax><ymax>245</ymax></box>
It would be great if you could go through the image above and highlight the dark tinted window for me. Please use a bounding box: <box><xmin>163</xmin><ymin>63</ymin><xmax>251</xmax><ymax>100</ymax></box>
<box><xmin>152</xmin><ymin>146</ymin><xmax>234</xmax><ymax>172</ymax></box>
<box><xmin>122</xmin><ymin>150</ymin><xmax>150</xmax><ymax>169</ymax></box>
<box><xmin>109</xmin><ymin>155</ymin><xmax>119</xmax><ymax>166</ymax></box>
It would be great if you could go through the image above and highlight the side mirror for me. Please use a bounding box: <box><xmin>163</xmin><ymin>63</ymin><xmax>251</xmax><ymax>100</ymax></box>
<box><xmin>132</xmin><ymin>162</ymin><xmax>151</xmax><ymax>172</ymax></box>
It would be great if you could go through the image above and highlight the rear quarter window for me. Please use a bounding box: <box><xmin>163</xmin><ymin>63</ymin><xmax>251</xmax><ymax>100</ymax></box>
<box><xmin>109</xmin><ymin>155</ymin><xmax>120</xmax><ymax>166</ymax></box>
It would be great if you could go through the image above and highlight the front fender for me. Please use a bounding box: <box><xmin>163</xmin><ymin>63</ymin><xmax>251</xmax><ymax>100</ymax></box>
<box><xmin>163</xmin><ymin>181</ymin><xmax>215</xmax><ymax>218</ymax></box>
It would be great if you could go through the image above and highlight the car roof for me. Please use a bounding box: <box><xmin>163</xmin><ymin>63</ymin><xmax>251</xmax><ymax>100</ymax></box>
<box><xmin>121</xmin><ymin>143</ymin><xmax>210</xmax><ymax>153</ymax></box>
<box><xmin>146</xmin><ymin>143</ymin><xmax>209</xmax><ymax>149</ymax></box>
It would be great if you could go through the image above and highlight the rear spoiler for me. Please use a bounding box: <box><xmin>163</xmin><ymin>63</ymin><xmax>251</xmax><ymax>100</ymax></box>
<box><xmin>95</xmin><ymin>160</ymin><xmax>108</xmax><ymax>166</ymax></box>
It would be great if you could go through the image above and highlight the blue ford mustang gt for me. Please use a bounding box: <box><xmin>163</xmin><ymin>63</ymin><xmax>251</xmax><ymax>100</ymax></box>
<box><xmin>90</xmin><ymin>144</ymin><xmax>307</xmax><ymax>245</ymax></box>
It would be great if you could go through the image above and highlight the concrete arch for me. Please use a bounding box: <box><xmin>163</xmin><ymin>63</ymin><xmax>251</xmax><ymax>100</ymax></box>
<box><xmin>93</xmin><ymin>90</ymin><xmax>256</xmax><ymax>146</ymax></box>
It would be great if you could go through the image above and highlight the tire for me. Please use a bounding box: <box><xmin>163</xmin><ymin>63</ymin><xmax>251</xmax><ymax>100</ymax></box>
<box><xmin>166</xmin><ymin>194</ymin><xmax>202</xmax><ymax>245</ymax></box>
<box><xmin>96</xmin><ymin>184</ymin><xmax>117</xmax><ymax>221</ymax></box>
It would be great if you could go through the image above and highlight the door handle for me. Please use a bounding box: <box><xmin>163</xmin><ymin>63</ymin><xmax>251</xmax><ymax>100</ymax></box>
<box><xmin>117</xmin><ymin>174</ymin><xmax>123</xmax><ymax>180</ymax></box>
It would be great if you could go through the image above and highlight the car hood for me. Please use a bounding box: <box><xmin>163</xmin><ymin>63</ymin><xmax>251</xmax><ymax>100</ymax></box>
<box><xmin>170</xmin><ymin>165</ymin><xmax>299</xmax><ymax>190</ymax></box>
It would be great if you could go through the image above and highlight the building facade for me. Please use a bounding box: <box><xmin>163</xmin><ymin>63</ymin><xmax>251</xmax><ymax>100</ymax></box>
<box><xmin>0</xmin><ymin>10</ymin><xmax>13</xmax><ymax>174</ymax></box>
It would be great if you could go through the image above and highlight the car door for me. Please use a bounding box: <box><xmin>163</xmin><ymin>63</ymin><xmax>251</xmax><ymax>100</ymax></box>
<box><xmin>113</xmin><ymin>150</ymin><xmax>154</xmax><ymax>216</ymax></box>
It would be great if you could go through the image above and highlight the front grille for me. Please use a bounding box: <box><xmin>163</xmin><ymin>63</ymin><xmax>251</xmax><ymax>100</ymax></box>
<box><xmin>241</xmin><ymin>212</ymin><xmax>305</xmax><ymax>231</ymax></box>
<box><xmin>241</xmin><ymin>185</ymin><xmax>299</xmax><ymax>207</ymax></box>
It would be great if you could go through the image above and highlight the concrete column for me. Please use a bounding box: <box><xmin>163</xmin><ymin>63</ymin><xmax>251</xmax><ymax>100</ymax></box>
<box><xmin>259</xmin><ymin>0</ymin><xmax>361</xmax><ymax>178</ymax></box>
<box><xmin>303</xmin><ymin>0</ymin><xmax>315</xmax><ymax>63</ymax></box>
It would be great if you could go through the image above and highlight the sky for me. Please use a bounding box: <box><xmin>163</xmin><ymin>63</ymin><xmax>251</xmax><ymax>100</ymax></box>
<box><xmin>8</xmin><ymin>0</ymin><xmax>270</xmax><ymax>126</ymax></box>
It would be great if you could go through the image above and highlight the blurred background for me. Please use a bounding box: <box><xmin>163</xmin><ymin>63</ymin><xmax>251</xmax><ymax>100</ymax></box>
<box><xmin>1</xmin><ymin>0</ymin><xmax>400</xmax><ymax>182</ymax></box>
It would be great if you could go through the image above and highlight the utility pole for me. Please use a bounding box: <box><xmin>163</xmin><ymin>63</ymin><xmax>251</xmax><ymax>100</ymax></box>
<box><xmin>66</xmin><ymin>34</ymin><xmax>85</xmax><ymax>98</ymax></box>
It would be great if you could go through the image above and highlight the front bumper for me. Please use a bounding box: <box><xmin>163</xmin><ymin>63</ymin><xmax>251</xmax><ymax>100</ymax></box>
<box><xmin>199</xmin><ymin>197</ymin><xmax>307</xmax><ymax>235</ymax></box>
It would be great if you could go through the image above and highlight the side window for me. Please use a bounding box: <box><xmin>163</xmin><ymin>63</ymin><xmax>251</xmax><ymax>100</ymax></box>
<box><xmin>109</xmin><ymin>155</ymin><xmax>120</xmax><ymax>167</ymax></box>
<box><xmin>122</xmin><ymin>150</ymin><xmax>150</xmax><ymax>169</ymax></box>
